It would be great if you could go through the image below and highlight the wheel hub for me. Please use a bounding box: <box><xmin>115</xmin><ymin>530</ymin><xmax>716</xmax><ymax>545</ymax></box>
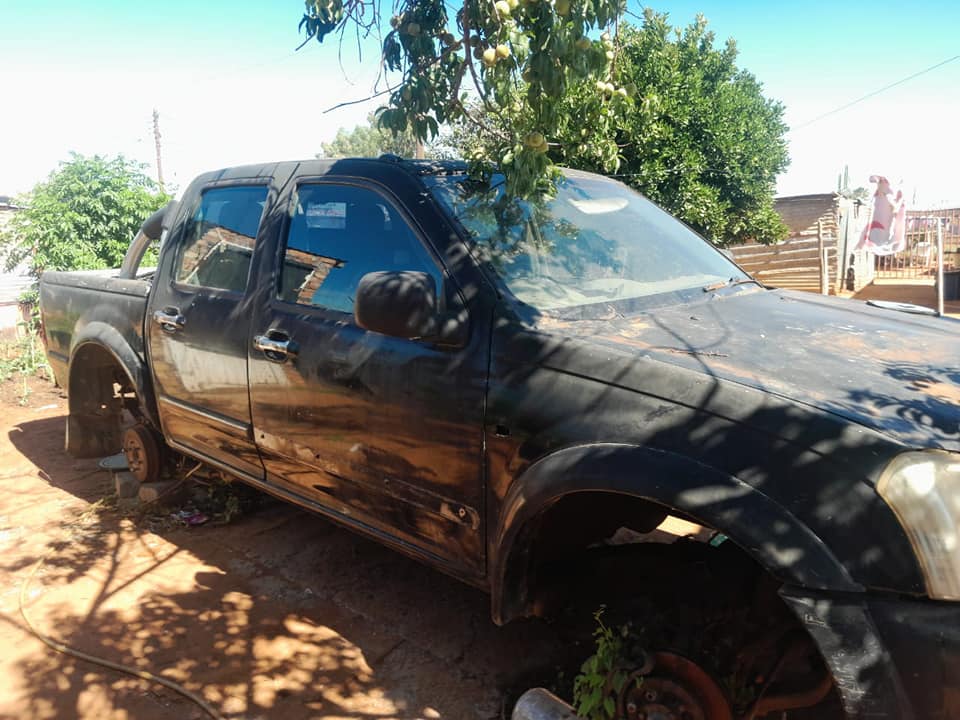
<box><xmin>121</xmin><ymin>424</ymin><xmax>161</xmax><ymax>484</ymax></box>
<box><xmin>619</xmin><ymin>652</ymin><xmax>732</xmax><ymax>720</ymax></box>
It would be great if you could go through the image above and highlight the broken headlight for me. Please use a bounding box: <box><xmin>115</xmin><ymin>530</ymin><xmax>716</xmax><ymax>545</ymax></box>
<box><xmin>878</xmin><ymin>450</ymin><xmax>960</xmax><ymax>600</ymax></box>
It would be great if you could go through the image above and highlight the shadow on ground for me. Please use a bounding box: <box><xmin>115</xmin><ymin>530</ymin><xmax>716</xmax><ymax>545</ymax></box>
<box><xmin>4</xmin><ymin>414</ymin><xmax>571</xmax><ymax>720</ymax></box>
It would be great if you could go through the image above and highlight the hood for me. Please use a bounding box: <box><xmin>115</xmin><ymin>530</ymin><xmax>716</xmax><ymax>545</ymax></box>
<box><xmin>538</xmin><ymin>288</ymin><xmax>960</xmax><ymax>450</ymax></box>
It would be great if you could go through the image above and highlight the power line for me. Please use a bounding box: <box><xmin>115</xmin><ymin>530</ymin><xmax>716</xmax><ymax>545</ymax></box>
<box><xmin>790</xmin><ymin>54</ymin><xmax>960</xmax><ymax>131</ymax></box>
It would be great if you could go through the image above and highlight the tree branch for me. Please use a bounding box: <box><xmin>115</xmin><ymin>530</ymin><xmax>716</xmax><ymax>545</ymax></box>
<box><xmin>323</xmin><ymin>84</ymin><xmax>401</xmax><ymax>114</ymax></box>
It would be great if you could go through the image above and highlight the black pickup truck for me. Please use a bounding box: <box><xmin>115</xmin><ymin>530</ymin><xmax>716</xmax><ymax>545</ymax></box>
<box><xmin>39</xmin><ymin>157</ymin><xmax>960</xmax><ymax>720</ymax></box>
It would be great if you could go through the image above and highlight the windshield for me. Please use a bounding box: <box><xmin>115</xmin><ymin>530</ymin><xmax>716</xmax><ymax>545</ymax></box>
<box><xmin>426</xmin><ymin>171</ymin><xmax>751</xmax><ymax>316</ymax></box>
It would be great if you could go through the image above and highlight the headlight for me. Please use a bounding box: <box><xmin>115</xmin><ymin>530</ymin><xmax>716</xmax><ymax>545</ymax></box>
<box><xmin>877</xmin><ymin>451</ymin><xmax>960</xmax><ymax>600</ymax></box>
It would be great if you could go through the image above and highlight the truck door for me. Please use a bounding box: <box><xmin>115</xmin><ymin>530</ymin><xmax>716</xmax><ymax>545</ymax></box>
<box><xmin>146</xmin><ymin>181</ymin><xmax>272</xmax><ymax>480</ymax></box>
<box><xmin>248</xmin><ymin>179</ymin><xmax>488</xmax><ymax>579</ymax></box>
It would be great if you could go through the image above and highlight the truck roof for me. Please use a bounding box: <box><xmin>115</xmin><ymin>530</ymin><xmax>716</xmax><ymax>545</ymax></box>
<box><xmin>190</xmin><ymin>156</ymin><xmax>470</xmax><ymax>187</ymax></box>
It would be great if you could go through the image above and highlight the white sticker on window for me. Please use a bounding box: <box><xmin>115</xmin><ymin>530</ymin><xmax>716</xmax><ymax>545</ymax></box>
<box><xmin>304</xmin><ymin>201</ymin><xmax>347</xmax><ymax>229</ymax></box>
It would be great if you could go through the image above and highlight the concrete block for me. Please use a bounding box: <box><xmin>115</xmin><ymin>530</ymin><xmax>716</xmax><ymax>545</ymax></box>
<box><xmin>114</xmin><ymin>471</ymin><xmax>140</xmax><ymax>499</ymax></box>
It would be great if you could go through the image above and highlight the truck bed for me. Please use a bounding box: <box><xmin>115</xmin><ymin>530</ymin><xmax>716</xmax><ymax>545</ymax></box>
<box><xmin>39</xmin><ymin>268</ymin><xmax>153</xmax><ymax>389</ymax></box>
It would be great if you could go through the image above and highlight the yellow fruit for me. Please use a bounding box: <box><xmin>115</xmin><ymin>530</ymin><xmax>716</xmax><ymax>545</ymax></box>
<box><xmin>536</xmin><ymin>138</ymin><xmax>549</xmax><ymax>154</ymax></box>
<box><xmin>605</xmin><ymin>49</ymin><xmax>614</xmax><ymax>60</ymax></box>
<box><xmin>575</xmin><ymin>37</ymin><xmax>591</xmax><ymax>50</ymax></box>
<box><xmin>600</xmin><ymin>31</ymin><xmax>610</xmax><ymax>43</ymax></box>
<box><xmin>482</xmin><ymin>47</ymin><xmax>498</xmax><ymax>67</ymax></box>
<box><xmin>390</xmin><ymin>15</ymin><xmax>400</xmax><ymax>28</ymax></box>
<box><xmin>495</xmin><ymin>0</ymin><xmax>512</xmax><ymax>15</ymax></box>
<box><xmin>524</xmin><ymin>131</ymin><xmax>545</xmax><ymax>148</ymax></box>
<box><xmin>615</xmin><ymin>87</ymin><xmax>628</xmax><ymax>98</ymax></box>
<box><xmin>595</xmin><ymin>80</ymin><xmax>607</xmax><ymax>92</ymax></box>
<box><xmin>508</xmin><ymin>0</ymin><xmax>520</xmax><ymax>8</ymax></box>
<box><xmin>441</xmin><ymin>32</ymin><xmax>456</xmax><ymax>46</ymax></box>
<box><xmin>496</xmin><ymin>44</ymin><xmax>511</xmax><ymax>59</ymax></box>
<box><xmin>604</xmin><ymin>82</ymin><xmax>615</xmax><ymax>94</ymax></box>
<box><xmin>555</xmin><ymin>0</ymin><xmax>570</xmax><ymax>16</ymax></box>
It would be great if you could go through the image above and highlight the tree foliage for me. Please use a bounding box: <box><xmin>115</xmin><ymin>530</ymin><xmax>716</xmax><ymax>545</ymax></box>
<box><xmin>298</xmin><ymin>3</ymin><xmax>789</xmax><ymax>243</ymax></box>
<box><xmin>566</xmin><ymin>13</ymin><xmax>789</xmax><ymax>244</ymax></box>
<box><xmin>300</xmin><ymin>0</ymin><xmax>630</xmax><ymax>197</ymax></box>
<box><xmin>319</xmin><ymin>112</ymin><xmax>426</xmax><ymax>158</ymax></box>
<box><xmin>0</xmin><ymin>154</ymin><xmax>169</xmax><ymax>278</ymax></box>
<box><xmin>440</xmin><ymin>12</ymin><xmax>790</xmax><ymax>244</ymax></box>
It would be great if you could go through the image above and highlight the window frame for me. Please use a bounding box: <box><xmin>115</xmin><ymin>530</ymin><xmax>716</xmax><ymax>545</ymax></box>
<box><xmin>170</xmin><ymin>180</ymin><xmax>271</xmax><ymax>296</ymax></box>
<box><xmin>273</xmin><ymin>177</ymin><xmax>450</xmax><ymax>318</ymax></box>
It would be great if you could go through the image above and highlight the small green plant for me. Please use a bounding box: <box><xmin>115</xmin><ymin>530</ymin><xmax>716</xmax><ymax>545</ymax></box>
<box><xmin>572</xmin><ymin>609</ymin><xmax>631</xmax><ymax>720</ymax></box>
<box><xmin>0</xmin><ymin>303</ymin><xmax>51</xmax><ymax>394</ymax></box>
<box><xmin>190</xmin><ymin>474</ymin><xmax>265</xmax><ymax>524</ymax></box>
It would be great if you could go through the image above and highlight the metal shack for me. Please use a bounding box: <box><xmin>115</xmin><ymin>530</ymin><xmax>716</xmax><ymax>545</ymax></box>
<box><xmin>728</xmin><ymin>193</ymin><xmax>873</xmax><ymax>295</ymax></box>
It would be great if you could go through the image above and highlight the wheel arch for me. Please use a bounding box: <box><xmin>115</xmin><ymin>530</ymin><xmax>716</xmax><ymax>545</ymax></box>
<box><xmin>66</xmin><ymin>321</ymin><xmax>158</xmax><ymax>458</ymax></box>
<box><xmin>490</xmin><ymin>443</ymin><xmax>861</xmax><ymax>625</ymax></box>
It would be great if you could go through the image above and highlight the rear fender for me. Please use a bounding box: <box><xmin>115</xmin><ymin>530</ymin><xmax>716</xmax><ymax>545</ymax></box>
<box><xmin>66</xmin><ymin>322</ymin><xmax>158</xmax><ymax>457</ymax></box>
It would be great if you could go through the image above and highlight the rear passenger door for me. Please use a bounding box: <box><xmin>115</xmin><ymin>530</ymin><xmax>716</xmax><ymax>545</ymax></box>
<box><xmin>247</xmin><ymin>179</ymin><xmax>488</xmax><ymax>578</ymax></box>
<box><xmin>147</xmin><ymin>182</ymin><xmax>272</xmax><ymax>480</ymax></box>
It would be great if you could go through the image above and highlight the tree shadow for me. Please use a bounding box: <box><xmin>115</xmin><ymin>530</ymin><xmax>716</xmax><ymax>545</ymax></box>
<box><xmin>487</xmin><ymin>304</ymin><xmax>953</xmax><ymax>718</ymax></box>
<box><xmin>844</xmin><ymin>360</ymin><xmax>960</xmax><ymax>442</ymax></box>
<box><xmin>6</xmin><ymin>415</ymin><xmax>565</xmax><ymax>720</ymax></box>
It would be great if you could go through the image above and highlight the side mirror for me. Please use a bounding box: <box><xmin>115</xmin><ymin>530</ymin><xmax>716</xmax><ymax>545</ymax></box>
<box><xmin>354</xmin><ymin>271</ymin><xmax>467</xmax><ymax>346</ymax></box>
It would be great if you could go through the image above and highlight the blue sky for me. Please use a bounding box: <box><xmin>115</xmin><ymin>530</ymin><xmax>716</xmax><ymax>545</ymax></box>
<box><xmin>2</xmin><ymin>0</ymin><xmax>958</xmax><ymax>205</ymax></box>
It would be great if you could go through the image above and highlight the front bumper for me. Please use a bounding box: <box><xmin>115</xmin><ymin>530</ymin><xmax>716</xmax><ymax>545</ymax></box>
<box><xmin>781</xmin><ymin>586</ymin><xmax>960</xmax><ymax>720</ymax></box>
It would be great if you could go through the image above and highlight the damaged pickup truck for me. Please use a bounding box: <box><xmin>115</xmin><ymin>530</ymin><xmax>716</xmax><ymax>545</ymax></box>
<box><xmin>39</xmin><ymin>157</ymin><xmax>960</xmax><ymax>719</ymax></box>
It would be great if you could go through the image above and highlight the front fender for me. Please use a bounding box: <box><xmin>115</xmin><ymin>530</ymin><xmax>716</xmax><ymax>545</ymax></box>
<box><xmin>491</xmin><ymin>443</ymin><xmax>861</xmax><ymax>624</ymax></box>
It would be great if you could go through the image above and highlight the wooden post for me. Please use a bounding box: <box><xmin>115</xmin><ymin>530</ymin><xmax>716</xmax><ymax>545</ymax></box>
<box><xmin>936</xmin><ymin>220</ymin><xmax>945</xmax><ymax>316</ymax></box>
<box><xmin>817</xmin><ymin>218</ymin><xmax>829</xmax><ymax>295</ymax></box>
<box><xmin>837</xmin><ymin>205</ymin><xmax>851</xmax><ymax>294</ymax></box>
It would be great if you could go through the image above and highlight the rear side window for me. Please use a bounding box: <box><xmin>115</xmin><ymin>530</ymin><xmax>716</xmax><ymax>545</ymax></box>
<box><xmin>279</xmin><ymin>184</ymin><xmax>442</xmax><ymax>314</ymax></box>
<box><xmin>176</xmin><ymin>185</ymin><xmax>269</xmax><ymax>292</ymax></box>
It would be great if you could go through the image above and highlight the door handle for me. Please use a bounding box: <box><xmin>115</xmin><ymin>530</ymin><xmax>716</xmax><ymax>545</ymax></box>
<box><xmin>153</xmin><ymin>307</ymin><xmax>185</xmax><ymax>333</ymax></box>
<box><xmin>254</xmin><ymin>332</ymin><xmax>298</xmax><ymax>362</ymax></box>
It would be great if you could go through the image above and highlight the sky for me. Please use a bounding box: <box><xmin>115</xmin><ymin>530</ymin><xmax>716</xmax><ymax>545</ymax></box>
<box><xmin>1</xmin><ymin>0</ymin><xmax>958</xmax><ymax>206</ymax></box>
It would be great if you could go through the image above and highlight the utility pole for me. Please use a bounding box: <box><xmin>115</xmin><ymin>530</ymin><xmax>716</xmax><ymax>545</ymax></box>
<box><xmin>152</xmin><ymin>108</ymin><xmax>165</xmax><ymax>192</ymax></box>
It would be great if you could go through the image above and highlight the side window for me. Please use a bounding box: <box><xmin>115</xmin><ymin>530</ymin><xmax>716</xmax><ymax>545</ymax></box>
<box><xmin>176</xmin><ymin>185</ymin><xmax>269</xmax><ymax>292</ymax></box>
<box><xmin>279</xmin><ymin>184</ymin><xmax>443</xmax><ymax>314</ymax></box>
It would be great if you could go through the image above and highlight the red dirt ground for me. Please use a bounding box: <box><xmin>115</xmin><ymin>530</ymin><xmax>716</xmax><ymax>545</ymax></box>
<box><xmin>0</xmin><ymin>375</ymin><xmax>570</xmax><ymax>720</ymax></box>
